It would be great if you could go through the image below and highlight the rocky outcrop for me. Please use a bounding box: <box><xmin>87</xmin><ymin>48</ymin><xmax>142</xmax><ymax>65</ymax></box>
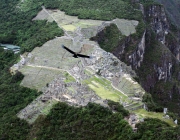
<box><xmin>154</xmin><ymin>0</ymin><xmax>180</xmax><ymax>28</ymax></box>
<box><xmin>144</xmin><ymin>4</ymin><xmax>180</xmax><ymax>83</ymax></box>
<box><xmin>137</xmin><ymin>4</ymin><xmax>180</xmax><ymax>115</ymax></box>
<box><xmin>114</xmin><ymin>4</ymin><xmax>179</xmax><ymax>84</ymax></box>
<box><xmin>129</xmin><ymin>31</ymin><xmax>146</xmax><ymax>69</ymax></box>
<box><xmin>154</xmin><ymin>52</ymin><xmax>172</xmax><ymax>81</ymax></box>
<box><xmin>93</xmin><ymin>3</ymin><xmax>180</xmax><ymax>115</ymax></box>
<box><xmin>110</xmin><ymin>30</ymin><xmax>146</xmax><ymax>70</ymax></box>
<box><xmin>145</xmin><ymin>4</ymin><xmax>180</xmax><ymax>61</ymax></box>
<box><xmin>166</xmin><ymin>32</ymin><xmax>180</xmax><ymax>61</ymax></box>
<box><xmin>145</xmin><ymin>4</ymin><xmax>169</xmax><ymax>44</ymax></box>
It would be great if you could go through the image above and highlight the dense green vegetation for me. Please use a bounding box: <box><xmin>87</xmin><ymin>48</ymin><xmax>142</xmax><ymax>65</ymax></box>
<box><xmin>0</xmin><ymin>0</ymin><xmax>179</xmax><ymax>139</ymax></box>
<box><xmin>27</xmin><ymin>102</ymin><xmax>180</xmax><ymax>140</ymax></box>
<box><xmin>0</xmin><ymin>48</ymin><xmax>179</xmax><ymax>139</ymax></box>
<box><xmin>142</xmin><ymin>92</ymin><xmax>163</xmax><ymax>112</ymax></box>
<box><xmin>91</xmin><ymin>21</ymin><xmax>146</xmax><ymax>64</ymax></box>
<box><xmin>0</xmin><ymin>0</ymin><xmax>62</xmax><ymax>139</ymax></box>
<box><xmin>0</xmin><ymin>0</ymin><xmax>63</xmax><ymax>53</ymax></box>
<box><xmin>140</xmin><ymin>0</ymin><xmax>160</xmax><ymax>6</ymax></box>
<box><xmin>108</xmin><ymin>100</ymin><xmax>129</xmax><ymax>116</ymax></box>
<box><xmin>135</xmin><ymin>118</ymin><xmax>180</xmax><ymax>140</ymax></box>
<box><xmin>0</xmin><ymin>0</ymin><xmax>142</xmax><ymax>53</ymax></box>
<box><xmin>91</xmin><ymin>24</ymin><xmax>124</xmax><ymax>52</ymax></box>
<box><xmin>137</xmin><ymin>28</ymin><xmax>180</xmax><ymax>116</ymax></box>
<box><xmin>29</xmin><ymin>102</ymin><xmax>133</xmax><ymax>140</ymax></box>
<box><xmin>0</xmin><ymin>48</ymin><xmax>41</xmax><ymax>139</ymax></box>
<box><xmin>42</xmin><ymin>0</ymin><xmax>142</xmax><ymax>21</ymax></box>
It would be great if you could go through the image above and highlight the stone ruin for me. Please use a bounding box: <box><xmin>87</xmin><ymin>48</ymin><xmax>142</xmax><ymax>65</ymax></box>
<box><xmin>17</xmin><ymin>73</ymin><xmax>108</xmax><ymax>124</ymax></box>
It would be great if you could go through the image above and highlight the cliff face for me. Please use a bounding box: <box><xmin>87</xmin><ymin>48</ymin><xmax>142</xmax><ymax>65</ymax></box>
<box><xmin>136</xmin><ymin>4</ymin><xmax>180</xmax><ymax>115</ymax></box>
<box><xmin>165</xmin><ymin>31</ymin><xmax>180</xmax><ymax>60</ymax></box>
<box><xmin>154</xmin><ymin>0</ymin><xmax>180</xmax><ymax>28</ymax></box>
<box><xmin>145</xmin><ymin>5</ymin><xmax>169</xmax><ymax>44</ymax></box>
<box><xmin>145</xmin><ymin>4</ymin><xmax>180</xmax><ymax>61</ymax></box>
<box><xmin>143</xmin><ymin>4</ymin><xmax>172</xmax><ymax>82</ymax></box>
<box><xmin>129</xmin><ymin>31</ymin><xmax>146</xmax><ymax>69</ymax></box>
<box><xmin>93</xmin><ymin>3</ymin><xmax>180</xmax><ymax>115</ymax></box>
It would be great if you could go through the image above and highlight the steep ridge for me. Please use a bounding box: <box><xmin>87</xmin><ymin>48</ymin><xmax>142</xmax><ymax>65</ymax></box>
<box><xmin>154</xmin><ymin>0</ymin><xmax>180</xmax><ymax>28</ymax></box>
<box><xmin>1</xmin><ymin>1</ymin><xmax>180</xmax><ymax>139</ymax></box>
<box><xmin>92</xmin><ymin>2</ymin><xmax>180</xmax><ymax>115</ymax></box>
<box><xmin>138</xmin><ymin>3</ymin><xmax>180</xmax><ymax>115</ymax></box>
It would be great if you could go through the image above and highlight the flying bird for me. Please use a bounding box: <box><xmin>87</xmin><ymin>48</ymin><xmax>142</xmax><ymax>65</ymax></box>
<box><xmin>61</xmin><ymin>45</ymin><xmax>92</xmax><ymax>58</ymax></box>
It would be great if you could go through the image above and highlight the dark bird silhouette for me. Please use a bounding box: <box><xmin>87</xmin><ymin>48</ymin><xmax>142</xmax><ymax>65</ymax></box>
<box><xmin>61</xmin><ymin>45</ymin><xmax>92</xmax><ymax>58</ymax></box>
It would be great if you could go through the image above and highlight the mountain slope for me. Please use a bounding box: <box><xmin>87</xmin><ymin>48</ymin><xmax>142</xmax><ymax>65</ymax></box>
<box><xmin>92</xmin><ymin>1</ymin><xmax>180</xmax><ymax>116</ymax></box>
<box><xmin>0</xmin><ymin>0</ymin><xmax>180</xmax><ymax>139</ymax></box>
<box><xmin>155</xmin><ymin>0</ymin><xmax>180</xmax><ymax>28</ymax></box>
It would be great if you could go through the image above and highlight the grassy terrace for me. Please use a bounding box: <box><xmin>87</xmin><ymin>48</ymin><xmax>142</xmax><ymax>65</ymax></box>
<box><xmin>41</xmin><ymin>100</ymin><xmax>58</xmax><ymax>115</ymax></box>
<box><xmin>24</xmin><ymin>99</ymin><xmax>58</xmax><ymax>124</ymax></box>
<box><xmin>84</xmin><ymin>75</ymin><xmax>130</xmax><ymax>103</ymax></box>
<box><xmin>19</xmin><ymin>65</ymin><xmax>76</xmax><ymax>91</ymax></box>
<box><xmin>20</xmin><ymin>66</ymin><xmax>63</xmax><ymax>91</ymax></box>
<box><xmin>89</xmin><ymin>81</ymin><xmax>120</xmax><ymax>101</ymax></box>
<box><xmin>134</xmin><ymin>109</ymin><xmax>177</xmax><ymax>127</ymax></box>
<box><xmin>33</xmin><ymin>8</ymin><xmax>104</xmax><ymax>32</ymax></box>
<box><xmin>64</xmin><ymin>72</ymin><xmax>76</xmax><ymax>83</ymax></box>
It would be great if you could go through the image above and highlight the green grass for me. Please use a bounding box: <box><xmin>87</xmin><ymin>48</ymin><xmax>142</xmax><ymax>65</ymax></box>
<box><xmin>41</xmin><ymin>100</ymin><xmax>58</xmax><ymax>115</ymax></box>
<box><xmin>62</xmin><ymin>25</ymin><xmax>77</xmax><ymax>31</ymax></box>
<box><xmin>88</xmin><ymin>82</ymin><xmax>120</xmax><ymax>102</ymax></box>
<box><xmin>126</xmin><ymin>102</ymin><xmax>143</xmax><ymax>109</ymax></box>
<box><xmin>61</xmin><ymin>19</ymin><xmax>103</xmax><ymax>31</ymax></box>
<box><xmin>64</xmin><ymin>72</ymin><xmax>76</xmax><ymax>83</ymax></box>
<box><xmin>19</xmin><ymin>66</ymin><xmax>63</xmax><ymax>91</ymax></box>
<box><xmin>92</xmin><ymin>76</ymin><xmax>111</xmax><ymax>86</ymax></box>
<box><xmin>134</xmin><ymin>109</ymin><xmax>177</xmax><ymax>127</ymax></box>
<box><xmin>67</xmin><ymin>87</ymin><xmax>75</xmax><ymax>93</ymax></box>
<box><xmin>22</xmin><ymin>99</ymin><xmax>58</xmax><ymax>124</ymax></box>
<box><xmin>85</xmin><ymin>69</ymin><xmax>94</xmax><ymax>75</ymax></box>
<box><xmin>84</xmin><ymin>76</ymin><xmax>129</xmax><ymax>103</ymax></box>
<box><xmin>91</xmin><ymin>24</ymin><xmax>124</xmax><ymax>52</ymax></box>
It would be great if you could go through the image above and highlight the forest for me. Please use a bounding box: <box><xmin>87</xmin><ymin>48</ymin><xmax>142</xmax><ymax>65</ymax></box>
<box><xmin>0</xmin><ymin>0</ymin><xmax>63</xmax><ymax>53</ymax></box>
<box><xmin>42</xmin><ymin>0</ymin><xmax>142</xmax><ymax>21</ymax></box>
<box><xmin>27</xmin><ymin>102</ymin><xmax>180</xmax><ymax>140</ymax></box>
<box><xmin>0</xmin><ymin>49</ymin><xmax>179</xmax><ymax>139</ymax></box>
<box><xmin>0</xmin><ymin>0</ymin><xmax>180</xmax><ymax>139</ymax></box>
<box><xmin>0</xmin><ymin>48</ymin><xmax>42</xmax><ymax>139</ymax></box>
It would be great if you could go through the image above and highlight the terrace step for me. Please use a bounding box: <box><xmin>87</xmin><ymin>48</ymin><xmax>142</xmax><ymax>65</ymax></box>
<box><xmin>125</xmin><ymin>102</ymin><xmax>144</xmax><ymax>111</ymax></box>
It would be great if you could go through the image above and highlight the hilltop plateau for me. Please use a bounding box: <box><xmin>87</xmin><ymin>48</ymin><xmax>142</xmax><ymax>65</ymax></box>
<box><xmin>0</xmin><ymin>0</ymin><xmax>180</xmax><ymax>139</ymax></box>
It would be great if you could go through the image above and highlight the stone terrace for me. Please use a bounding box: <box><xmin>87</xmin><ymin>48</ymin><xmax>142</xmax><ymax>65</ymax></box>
<box><xmin>17</xmin><ymin>73</ymin><xmax>107</xmax><ymax>124</ymax></box>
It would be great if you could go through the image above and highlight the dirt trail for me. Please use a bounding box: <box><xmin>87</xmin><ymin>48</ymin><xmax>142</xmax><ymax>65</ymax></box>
<box><xmin>42</xmin><ymin>6</ymin><xmax>73</xmax><ymax>39</ymax></box>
